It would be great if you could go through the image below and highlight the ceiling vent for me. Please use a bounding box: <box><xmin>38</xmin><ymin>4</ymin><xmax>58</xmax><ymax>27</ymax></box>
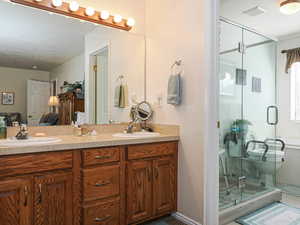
<box><xmin>243</xmin><ymin>6</ymin><xmax>266</xmax><ymax>16</ymax></box>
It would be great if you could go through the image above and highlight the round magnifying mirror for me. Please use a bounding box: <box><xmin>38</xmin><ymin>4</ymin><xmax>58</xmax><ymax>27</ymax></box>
<box><xmin>135</xmin><ymin>101</ymin><xmax>153</xmax><ymax>121</ymax></box>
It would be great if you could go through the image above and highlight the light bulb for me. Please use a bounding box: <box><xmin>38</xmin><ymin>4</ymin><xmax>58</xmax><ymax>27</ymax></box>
<box><xmin>85</xmin><ymin>7</ymin><xmax>95</xmax><ymax>16</ymax></box>
<box><xmin>126</xmin><ymin>18</ymin><xmax>135</xmax><ymax>27</ymax></box>
<box><xmin>113</xmin><ymin>14</ymin><xmax>122</xmax><ymax>23</ymax></box>
<box><xmin>52</xmin><ymin>0</ymin><xmax>62</xmax><ymax>7</ymax></box>
<box><xmin>69</xmin><ymin>1</ymin><xmax>79</xmax><ymax>12</ymax></box>
<box><xmin>280</xmin><ymin>0</ymin><xmax>300</xmax><ymax>15</ymax></box>
<box><xmin>100</xmin><ymin>10</ymin><xmax>110</xmax><ymax>20</ymax></box>
<box><xmin>35</xmin><ymin>0</ymin><xmax>43</xmax><ymax>2</ymax></box>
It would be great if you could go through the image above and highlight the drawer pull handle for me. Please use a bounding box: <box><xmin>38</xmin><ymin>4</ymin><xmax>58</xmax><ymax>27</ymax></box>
<box><xmin>94</xmin><ymin>215</ymin><xmax>111</xmax><ymax>222</ymax></box>
<box><xmin>95</xmin><ymin>181</ymin><xmax>111</xmax><ymax>187</ymax></box>
<box><xmin>38</xmin><ymin>183</ymin><xmax>42</xmax><ymax>203</ymax></box>
<box><xmin>155</xmin><ymin>167</ymin><xmax>159</xmax><ymax>179</ymax></box>
<box><xmin>95</xmin><ymin>155</ymin><xmax>111</xmax><ymax>160</ymax></box>
<box><xmin>24</xmin><ymin>186</ymin><xmax>28</xmax><ymax>206</ymax></box>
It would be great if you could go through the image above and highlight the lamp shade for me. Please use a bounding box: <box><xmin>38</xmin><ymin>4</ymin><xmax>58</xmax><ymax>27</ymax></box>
<box><xmin>48</xmin><ymin>96</ymin><xmax>59</xmax><ymax>106</ymax></box>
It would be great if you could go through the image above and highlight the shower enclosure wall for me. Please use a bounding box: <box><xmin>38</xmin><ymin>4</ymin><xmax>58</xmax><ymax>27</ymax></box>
<box><xmin>219</xmin><ymin>18</ymin><xmax>280</xmax><ymax>210</ymax></box>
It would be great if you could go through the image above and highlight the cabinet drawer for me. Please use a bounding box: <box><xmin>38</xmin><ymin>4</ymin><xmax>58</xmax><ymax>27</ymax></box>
<box><xmin>83</xmin><ymin>199</ymin><xmax>120</xmax><ymax>225</ymax></box>
<box><xmin>83</xmin><ymin>165</ymin><xmax>120</xmax><ymax>201</ymax></box>
<box><xmin>82</xmin><ymin>147</ymin><xmax>120</xmax><ymax>167</ymax></box>
<box><xmin>127</xmin><ymin>142</ymin><xmax>177</xmax><ymax>160</ymax></box>
<box><xmin>0</xmin><ymin>151</ymin><xmax>73</xmax><ymax>177</ymax></box>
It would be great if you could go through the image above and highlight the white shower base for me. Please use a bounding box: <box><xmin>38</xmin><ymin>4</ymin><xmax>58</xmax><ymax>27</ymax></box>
<box><xmin>219</xmin><ymin>189</ymin><xmax>282</xmax><ymax>225</ymax></box>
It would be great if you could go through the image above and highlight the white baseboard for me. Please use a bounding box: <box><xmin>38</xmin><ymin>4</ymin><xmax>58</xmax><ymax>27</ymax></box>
<box><xmin>172</xmin><ymin>212</ymin><xmax>202</xmax><ymax>225</ymax></box>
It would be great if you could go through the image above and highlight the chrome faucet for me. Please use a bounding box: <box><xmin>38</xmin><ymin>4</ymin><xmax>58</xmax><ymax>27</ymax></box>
<box><xmin>124</xmin><ymin>120</ymin><xmax>136</xmax><ymax>134</ymax></box>
<box><xmin>15</xmin><ymin>124</ymin><xmax>29</xmax><ymax>140</ymax></box>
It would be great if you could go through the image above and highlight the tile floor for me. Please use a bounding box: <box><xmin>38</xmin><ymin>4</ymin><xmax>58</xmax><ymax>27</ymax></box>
<box><xmin>226</xmin><ymin>193</ymin><xmax>300</xmax><ymax>225</ymax></box>
<box><xmin>141</xmin><ymin>216</ymin><xmax>187</xmax><ymax>225</ymax></box>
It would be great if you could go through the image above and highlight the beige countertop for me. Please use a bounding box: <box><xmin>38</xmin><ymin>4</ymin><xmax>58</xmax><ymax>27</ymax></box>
<box><xmin>0</xmin><ymin>133</ymin><xmax>179</xmax><ymax>156</ymax></box>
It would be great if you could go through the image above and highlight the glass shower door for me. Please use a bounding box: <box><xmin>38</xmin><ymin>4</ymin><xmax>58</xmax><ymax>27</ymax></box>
<box><xmin>219</xmin><ymin>20</ymin><xmax>279</xmax><ymax>210</ymax></box>
<box><xmin>241</xmin><ymin>29</ymin><xmax>278</xmax><ymax>201</ymax></box>
<box><xmin>219</xmin><ymin>20</ymin><xmax>244</xmax><ymax>209</ymax></box>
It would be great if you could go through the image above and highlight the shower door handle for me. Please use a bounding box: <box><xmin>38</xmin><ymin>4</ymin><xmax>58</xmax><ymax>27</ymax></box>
<box><xmin>267</xmin><ymin>106</ymin><xmax>278</xmax><ymax>125</ymax></box>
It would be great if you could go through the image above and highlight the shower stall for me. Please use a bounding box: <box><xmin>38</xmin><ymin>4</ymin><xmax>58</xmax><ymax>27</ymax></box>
<box><xmin>219</xmin><ymin>18</ymin><xmax>283</xmax><ymax>213</ymax></box>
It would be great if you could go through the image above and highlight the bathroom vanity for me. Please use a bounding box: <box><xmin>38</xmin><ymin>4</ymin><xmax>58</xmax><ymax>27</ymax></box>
<box><xmin>0</xmin><ymin>134</ymin><xmax>178</xmax><ymax>225</ymax></box>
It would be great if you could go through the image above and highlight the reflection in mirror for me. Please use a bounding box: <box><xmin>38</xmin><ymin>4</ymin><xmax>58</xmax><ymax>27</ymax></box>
<box><xmin>0</xmin><ymin>1</ymin><xmax>145</xmax><ymax>127</ymax></box>
<box><xmin>135</xmin><ymin>101</ymin><xmax>153</xmax><ymax>121</ymax></box>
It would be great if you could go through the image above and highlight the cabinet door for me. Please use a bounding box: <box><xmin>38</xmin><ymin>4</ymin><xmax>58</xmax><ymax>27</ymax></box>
<box><xmin>34</xmin><ymin>172</ymin><xmax>73</xmax><ymax>225</ymax></box>
<box><xmin>126</xmin><ymin>160</ymin><xmax>152</xmax><ymax>224</ymax></box>
<box><xmin>153</xmin><ymin>157</ymin><xmax>177</xmax><ymax>215</ymax></box>
<box><xmin>0</xmin><ymin>178</ymin><xmax>32</xmax><ymax>225</ymax></box>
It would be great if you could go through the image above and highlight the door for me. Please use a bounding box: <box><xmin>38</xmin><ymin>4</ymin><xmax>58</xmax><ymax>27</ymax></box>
<box><xmin>27</xmin><ymin>80</ymin><xmax>50</xmax><ymax>126</ymax></box>
<box><xmin>242</xmin><ymin>30</ymin><xmax>278</xmax><ymax>194</ymax></box>
<box><xmin>219</xmin><ymin>20</ymin><xmax>244</xmax><ymax>209</ymax></box>
<box><xmin>126</xmin><ymin>160</ymin><xmax>152</xmax><ymax>224</ymax></box>
<box><xmin>153</xmin><ymin>157</ymin><xmax>176</xmax><ymax>215</ymax></box>
<box><xmin>0</xmin><ymin>178</ymin><xmax>32</xmax><ymax>225</ymax></box>
<box><xmin>33</xmin><ymin>172</ymin><xmax>73</xmax><ymax>225</ymax></box>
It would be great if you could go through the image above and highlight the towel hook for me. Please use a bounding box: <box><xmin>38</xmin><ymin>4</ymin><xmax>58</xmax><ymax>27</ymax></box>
<box><xmin>171</xmin><ymin>60</ymin><xmax>183</xmax><ymax>74</ymax></box>
<box><xmin>116</xmin><ymin>75</ymin><xmax>125</xmax><ymax>82</ymax></box>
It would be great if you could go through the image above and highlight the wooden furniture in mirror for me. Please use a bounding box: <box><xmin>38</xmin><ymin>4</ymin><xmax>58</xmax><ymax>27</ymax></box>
<box><xmin>58</xmin><ymin>92</ymin><xmax>84</xmax><ymax>125</ymax></box>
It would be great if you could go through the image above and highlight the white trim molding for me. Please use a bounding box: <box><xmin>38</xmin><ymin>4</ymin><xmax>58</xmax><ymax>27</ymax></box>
<box><xmin>172</xmin><ymin>212</ymin><xmax>202</xmax><ymax>225</ymax></box>
<box><xmin>203</xmin><ymin>0</ymin><xmax>219</xmax><ymax>224</ymax></box>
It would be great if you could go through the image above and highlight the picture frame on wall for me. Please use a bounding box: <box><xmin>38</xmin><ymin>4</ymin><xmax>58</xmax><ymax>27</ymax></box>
<box><xmin>2</xmin><ymin>92</ymin><xmax>15</xmax><ymax>105</ymax></box>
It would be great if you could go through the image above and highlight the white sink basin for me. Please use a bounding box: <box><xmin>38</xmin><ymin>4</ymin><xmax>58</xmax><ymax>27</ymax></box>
<box><xmin>113</xmin><ymin>132</ymin><xmax>160</xmax><ymax>138</ymax></box>
<box><xmin>0</xmin><ymin>137</ymin><xmax>62</xmax><ymax>147</ymax></box>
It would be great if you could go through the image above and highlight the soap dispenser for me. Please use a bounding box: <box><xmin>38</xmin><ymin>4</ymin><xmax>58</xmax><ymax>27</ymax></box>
<box><xmin>0</xmin><ymin>116</ymin><xmax>7</xmax><ymax>139</ymax></box>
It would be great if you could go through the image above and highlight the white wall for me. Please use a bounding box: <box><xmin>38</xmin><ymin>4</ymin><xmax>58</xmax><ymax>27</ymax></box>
<box><xmin>0</xmin><ymin>66</ymin><xmax>50</xmax><ymax>122</ymax></box>
<box><xmin>145</xmin><ymin>0</ymin><xmax>215</xmax><ymax>223</ymax></box>
<box><xmin>50</xmin><ymin>53</ymin><xmax>85</xmax><ymax>93</ymax></box>
<box><xmin>277</xmin><ymin>36</ymin><xmax>300</xmax><ymax>139</ymax></box>
<box><xmin>85</xmin><ymin>27</ymin><xmax>145</xmax><ymax>124</ymax></box>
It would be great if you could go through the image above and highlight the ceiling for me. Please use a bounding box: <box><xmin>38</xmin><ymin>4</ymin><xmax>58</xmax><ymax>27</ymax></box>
<box><xmin>0</xmin><ymin>1</ymin><xmax>95</xmax><ymax>71</ymax></box>
<box><xmin>221</xmin><ymin>0</ymin><xmax>300</xmax><ymax>39</ymax></box>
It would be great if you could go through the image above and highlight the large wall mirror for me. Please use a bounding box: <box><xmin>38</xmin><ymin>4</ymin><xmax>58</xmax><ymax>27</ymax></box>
<box><xmin>0</xmin><ymin>1</ymin><xmax>145</xmax><ymax>127</ymax></box>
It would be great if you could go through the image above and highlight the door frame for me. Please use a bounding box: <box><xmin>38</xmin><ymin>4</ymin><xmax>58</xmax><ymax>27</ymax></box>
<box><xmin>202</xmin><ymin>0</ymin><xmax>219</xmax><ymax>224</ymax></box>
<box><xmin>86</xmin><ymin>41</ymin><xmax>111</xmax><ymax>124</ymax></box>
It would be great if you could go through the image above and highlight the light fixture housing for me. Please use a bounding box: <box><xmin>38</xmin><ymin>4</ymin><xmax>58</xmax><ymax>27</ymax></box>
<box><xmin>126</xmin><ymin>18</ymin><xmax>135</xmax><ymax>27</ymax></box>
<box><xmin>100</xmin><ymin>10</ymin><xmax>110</xmax><ymax>20</ymax></box>
<box><xmin>113</xmin><ymin>14</ymin><xmax>122</xmax><ymax>23</ymax></box>
<box><xmin>280</xmin><ymin>0</ymin><xmax>300</xmax><ymax>15</ymax></box>
<box><xmin>69</xmin><ymin>1</ymin><xmax>79</xmax><ymax>12</ymax></box>
<box><xmin>52</xmin><ymin>0</ymin><xmax>62</xmax><ymax>7</ymax></box>
<box><xmin>85</xmin><ymin>7</ymin><xmax>95</xmax><ymax>16</ymax></box>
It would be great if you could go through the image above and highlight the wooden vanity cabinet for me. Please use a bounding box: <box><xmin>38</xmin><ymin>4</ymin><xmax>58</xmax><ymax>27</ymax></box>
<box><xmin>0</xmin><ymin>141</ymin><xmax>178</xmax><ymax>225</ymax></box>
<box><xmin>33</xmin><ymin>171</ymin><xmax>73</xmax><ymax>225</ymax></box>
<box><xmin>126</xmin><ymin>142</ymin><xmax>178</xmax><ymax>224</ymax></box>
<box><xmin>0</xmin><ymin>178</ymin><xmax>32</xmax><ymax>225</ymax></box>
<box><xmin>0</xmin><ymin>151</ymin><xmax>73</xmax><ymax>225</ymax></box>
<box><xmin>127</xmin><ymin>160</ymin><xmax>153</xmax><ymax>223</ymax></box>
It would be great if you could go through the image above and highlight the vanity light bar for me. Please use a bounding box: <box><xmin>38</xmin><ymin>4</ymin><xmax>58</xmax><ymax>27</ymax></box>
<box><xmin>10</xmin><ymin>0</ymin><xmax>135</xmax><ymax>31</ymax></box>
